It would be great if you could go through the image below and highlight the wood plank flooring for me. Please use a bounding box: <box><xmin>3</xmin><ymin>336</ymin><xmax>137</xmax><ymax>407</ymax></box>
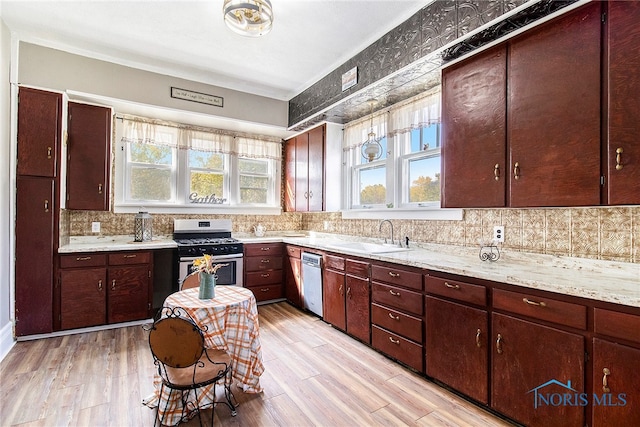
<box><xmin>0</xmin><ymin>302</ymin><xmax>515</xmax><ymax>426</ymax></box>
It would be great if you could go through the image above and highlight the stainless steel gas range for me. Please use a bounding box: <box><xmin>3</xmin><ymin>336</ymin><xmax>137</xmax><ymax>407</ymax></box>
<box><xmin>173</xmin><ymin>219</ymin><xmax>243</xmax><ymax>289</ymax></box>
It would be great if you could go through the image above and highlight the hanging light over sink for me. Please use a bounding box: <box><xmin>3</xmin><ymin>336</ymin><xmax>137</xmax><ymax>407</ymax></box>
<box><xmin>361</xmin><ymin>99</ymin><xmax>383</xmax><ymax>162</ymax></box>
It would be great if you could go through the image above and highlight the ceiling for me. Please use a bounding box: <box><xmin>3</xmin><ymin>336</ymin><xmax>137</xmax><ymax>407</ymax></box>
<box><xmin>0</xmin><ymin>0</ymin><xmax>428</xmax><ymax>102</ymax></box>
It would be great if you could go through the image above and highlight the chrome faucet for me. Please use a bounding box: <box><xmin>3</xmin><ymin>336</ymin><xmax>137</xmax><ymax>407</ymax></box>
<box><xmin>379</xmin><ymin>219</ymin><xmax>394</xmax><ymax>245</ymax></box>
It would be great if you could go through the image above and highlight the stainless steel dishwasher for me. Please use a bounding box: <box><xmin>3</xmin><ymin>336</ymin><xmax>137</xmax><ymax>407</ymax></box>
<box><xmin>301</xmin><ymin>252</ymin><xmax>323</xmax><ymax>317</ymax></box>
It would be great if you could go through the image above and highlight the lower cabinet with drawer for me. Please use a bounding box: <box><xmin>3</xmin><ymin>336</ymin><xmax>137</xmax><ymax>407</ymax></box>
<box><xmin>425</xmin><ymin>273</ymin><xmax>489</xmax><ymax>404</ymax></box>
<box><xmin>370</xmin><ymin>263</ymin><xmax>423</xmax><ymax>372</ymax></box>
<box><xmin>491</xmin><ymin>289</ymin><xmax>587</xmax><ymax>427</ymax></box>
<box><xmin>244</xmin><ymin>242</ymin><xmax>284</xmax><ymax>302</ymax></box>
<box><xmin>58</xmin><ymin>251</ymin><xmax>153</xmax><ymax>330</ymax></box>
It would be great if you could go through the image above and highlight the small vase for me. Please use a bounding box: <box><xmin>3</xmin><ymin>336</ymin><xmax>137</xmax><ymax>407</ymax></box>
<box><xmin>198</xmin><ymin>272</ymin><xmax>216</xmax><ymax>299</ymax></box>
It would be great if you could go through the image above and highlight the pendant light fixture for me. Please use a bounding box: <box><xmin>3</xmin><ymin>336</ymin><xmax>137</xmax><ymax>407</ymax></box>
<box><xmin>361</xmin><ymin>99</ymin><xmax>383</xmax><ymax>163</ymax></box>
<box><xmin>223</xmin><ymin>0</ymin><xmax>274</xmax><ymax>37</ymax></box>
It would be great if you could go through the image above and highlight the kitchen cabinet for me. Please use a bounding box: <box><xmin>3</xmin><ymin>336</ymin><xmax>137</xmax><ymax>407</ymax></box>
<box><xmin>244</xmin><ymin>243</ymin><xmax>284</xmax><ymax>302</ymax></box>
<box><xmin>323</xmin><ymin>254</ymin><xmax>371</xmax><ymax>344</ymax></box>
<box><xmin>14</xmin><ymin>87</ymin><xmax>62</xmax><ymax>337</ymax></box>
<box><xmin>605</xmin><ymin>0</ymin><xmax>640</xmax><ymax>205</ymax></box>
<box><xmin>370</xmin><ymin>263</ymin><xmax>423</xmax><ymax>372</ymax></box>
<box><xmin>591</xmin><ymin>308</ymin><xmax>640</xmax><ymax>426</ymax></box>
<box><xmin>425</xmin><ymin>275</ymin><xmax>488</xmax><ymax>404</ymax></box>
<box><xmin>491</xmin><ymin>289</ymin><xmax>587</xmax><ymax>427</ymax></box>
<box><xmin>284</xmin><ymin>124</ymin><xmax>324</xmax><ymax>212</ymax></box>
<box><xmin>17</xmin><ymin>87</ymin><xmax>62</xmax><ymax>178</ymax></box>
<box><xmin>59</xmin><ymin>251</ymin><xmax>152</xmax><ymax>329</ymax></box>
<box><xmin>441</xmin><ymin>45</ymin><xmax>507</xmax><ymax>208</ymax></box>
<box><xmin>66</xmin><ymin>102</ymin><xmax>112</xmax><ymax>210</ymax></box>
<box><xmin>442</xmin><ymin>2</ymin><xmax>601</xmax><ymax>208</ymax></box>
<box><xmin>322</xmin><ymin>254</ymin><xmax>346</xmax><ymax>330</ymax></box>
<box><xmin>15</xmin><ymin>177</ymin><xmax>57</xmax><ymax>336</ymax></box>
<box><xmin>284</xmin><ymin>245</ymin><xmax>303</xmax><ymax>308</ymax></box>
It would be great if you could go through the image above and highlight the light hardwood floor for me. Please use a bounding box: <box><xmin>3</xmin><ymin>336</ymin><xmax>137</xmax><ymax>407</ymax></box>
<box><xmin>0</xmin><ymin>302</ymin><xmax>515</xmax><ymax>426</ymax></box>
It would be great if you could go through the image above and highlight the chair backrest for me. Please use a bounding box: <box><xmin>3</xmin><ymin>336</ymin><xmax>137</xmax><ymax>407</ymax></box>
<box><xmin>148</xmin><ymin>315</ymin><xmax>204</xmax><ymax>368</ymax></box>
<box><xmin>181</xmin><ymin>272</ymin><xmax>200</xmax><ymax>290</ymax></box>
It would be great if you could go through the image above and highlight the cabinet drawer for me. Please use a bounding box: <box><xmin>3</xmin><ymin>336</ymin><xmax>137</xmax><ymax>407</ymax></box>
<box><xmin>324</xmin><ymin>254</ymin><xmax>345</xmax><ymax>271</ymax></box>
<box><xmin>108</xmin><ymin>251</ymin><xmax>151</xmax><ymax>266</ymax></box>
<box><xmin>286</xmin><ymin>245</ymin><xmax>301</xmax><ymax>258</ymax></box>
<box><xmin>594</xmin><ymin>308</ymin><xmax>640</xmax><ymax>344</ymax></box>
<box><xmin>372</xmin><ymin>325</ymin><xmax>423</xmax><ymax>372</ymax></box>
<box><xmin>245</xmin><ymin>256</ymin><xmax>283</xmax><ymax>272</ymax></box>
<box><xmin>371</xmin><ymin>283</ymin><xmax>423</xmax><ymax>316</ymax></box>
<box><xmin>372</xmin><ymin>302</ymin><xmax>422</xmax><ymax>343</ymax></box>
<box><xmin>425</xmin><ymin>275</ymin><xmax>486</xmax><ymax>306</ymax></box>
<box><xmin>245</xmin><ymin>243</ymin><xmax>282</xmax><ymax>257</ymax></box>
<box><xmin>246</xmin><ymin>270</ymin><xmax>283</xmax><ymax>286</ymax></box>
<box><xmin>60</xmin><ymin>253</ymin><xmax>107</xmax><ymax>269</ymax></box>
<box><xmin>493</xmin><ymin>288</ymin><xmax>586</xmax><ymax>330</ymax></box>
<box><xmin>371</xmin><ymin>265</ymin><xmax>422</xmax><ymax>291</ymax></box>
<box><xmin>248</xmin><ymin>284</ymin><xmax>283</xmax><ymax>302</ymax></box>
<box><xmin>346</xmin><ymin>259</ymin><xmax>369</xmax><ymax>278</ymax></box>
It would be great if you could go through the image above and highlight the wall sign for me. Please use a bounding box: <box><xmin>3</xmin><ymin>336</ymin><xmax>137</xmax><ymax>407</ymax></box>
<box><xmin>341</xmin><ymin>67</ymin><xmax>358</xmax><ymax>91</ymax></box>
<box><xmin>171</xmin><ymin>87</ymin><xmax>224</xmax><ymax>107</ymax></box>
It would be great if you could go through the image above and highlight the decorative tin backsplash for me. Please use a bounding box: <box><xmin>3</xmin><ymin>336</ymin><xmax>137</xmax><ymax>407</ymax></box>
<box><xmin>65</xmin><ymin>206</ymin><xmax>639</xmax><ymax>264</ymax></box>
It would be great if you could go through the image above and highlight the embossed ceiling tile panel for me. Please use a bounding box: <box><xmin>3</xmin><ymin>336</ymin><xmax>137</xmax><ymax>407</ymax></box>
<box><xmin>571</xmin><ymin>208</ymin><xmax>600</xmax><ymax>232</ymax></box>
<box><xmin>421</xmin><ymin>0</ymin><xmax>458</xmax><ymax>55</ymax></box>
<box><xmin>504</xmin><ymin>0</ymin><xmax>531</xmax><ymax>13</ymax></box>
<box><xmin>385</xmin><ymin>12</ymin><xmax>423</xmax><ymax>72</ymax></box>
<box><xmin>458</xmin><ymin>0</ymin><xmax>505</xmax><ymax>37</ymax></box>
<box><xmin>571</xmin><ymin>228</ymin><xmax>599</xmax><ymax>258</ymax></box>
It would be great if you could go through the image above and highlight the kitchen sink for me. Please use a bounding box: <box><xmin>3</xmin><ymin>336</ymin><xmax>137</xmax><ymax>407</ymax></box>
<box><xmin>325</xmin><ymin>241</ymin><xmax>410</xmax><ymax>254</ymax></box>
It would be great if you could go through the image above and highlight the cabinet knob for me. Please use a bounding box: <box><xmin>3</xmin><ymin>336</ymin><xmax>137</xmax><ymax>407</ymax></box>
<box><xmin>444</xmin><ymin>282</ymin><xmax>460</xmax><ymax>290</ymax></box>
<box><xmin>494</xmin><ymin>163</ymin><xmax>500</xmax><ymax>181</ymax></box>
<box><xmin>388</xmin><ymin>312</ymin><xmax>399</xmax><ymax>321</ymax></box>
<box><xmin>261</xmin><ymin>273</ymin><xmax>270</xmax><ymax>278</ymax></box>
<box><xmin>476</xmin><ymin>329</ymin><xmax>482</xmax><ymax>348</ymax></box>
<box><xmin>260</xmin><ymin>247</ymin><xmax>271</xmax><ymax>251</ymax></box>
<box><xmin>98</xmin><ymin>183</ymin><xmax>103</xmax><ymax>194</ymax></box>
<box><xmin>339</xmin><ymin>284</ymin><xmax>343</xmax><ymax>296</ymax></box>
<box><xmin>98</xmin><ymin>280</ymin><xmax>103</xmax><ymax>291</ymax></box>
<box><xmin>261</xmin><ymin>259</ymin><xmax>270</xmax><ymax>263</ymax></box>
<box><xmin>308</xmin><ymin>191</ymin><xmax>313</xmax><ymax>199</ymax></box>
<box><xmin>47</xmin><ymin>146</ymin><xmax>52</xmax><ymax>159</ymax></box>
<box><xmin>615</xmin><ymin>147</ymin><xmax>624</xmax><ymax>170</ymax></box>
<box><xmin>513</xmin><ymin>162</ymin><xmax>520</xmax><ymax>180</ymax></box>
<box><xmin>44</xmin><ymin>200</ymin><xmax>49</xmax><ymax>212</ymax></box>
<box><xmin>111</xmin><ymin>279</ymin><xmax>116</xmax><ymax>290</ymax></box>
<box><xmin>388</xmin><ymin>336</ymin><xmax>400</xmax><ymax>345</ymax></box>
<box><xmin>602</xmin><ymin>368</ymin><xmax>611</xmax><ymax>393</ymax></box>
<box><xmin>389</xmin><ymin>289</ymin><xmax>400</xmax><ymax>297</ymax></box>
<box><xmin>523</xmin><ymin>297</ymin><xmax>546</xmax><ymax>307</ymax></box>
<box><xmin>260</xmin><ymin>288</ymin><xmax>270</xmax><ymax>292</ymax></box>
<box><xmin>346</xmin><ymin>287</ymin><xmax>351</xmax><ymax>299</ymax></box>
<box><xmin>388</xmin><ymin>271</ymin><xmax>400</xmax><ymax>278</ymax></box>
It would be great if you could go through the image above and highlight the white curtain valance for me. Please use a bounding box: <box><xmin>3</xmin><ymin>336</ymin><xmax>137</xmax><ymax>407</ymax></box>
<box><xmin>342</xmin><ymin>89</ymin><xmax>441</xmax><ymax>151</ymax></box>
<box><xmin>119</xmin><ymin>115</ymin><xmax>282</xmax><ymax>160</ymax></box>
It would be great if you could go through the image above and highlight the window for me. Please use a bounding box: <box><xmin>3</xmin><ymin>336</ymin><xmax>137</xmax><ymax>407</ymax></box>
<box><xmin>115</xmin><ymin>116</ymin><xmax>282</xmax><ymax>213</ymax></box>
<box><xmin>343</xmin><ymin>90</ymin><xmax>447</xmax><ymax>215</ymax></box>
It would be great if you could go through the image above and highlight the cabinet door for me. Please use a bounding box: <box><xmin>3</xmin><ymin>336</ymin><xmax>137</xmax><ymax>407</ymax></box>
<box><xmin>606</xmin><ymin>0</ymin><xmax>640</xmax><ymax>205</ymax></box>
<box><xmin>108</xmin><ymin>265</ymin><xmax>150</xmax><ymax>323</ymax></box>
<box><xmin>507</xmin><ymin>3</ymin><xmax>601</xmax><ymax>207</ymax></box>
<box><xmin>295</xmin><ymin>132</ymin><xmax>310</xmax><ymax>212</ymax></box>
<box><xmin>322</xmin><ymin>268</ymin><xmax>346</xmax><ymax>330</ymax></box>
<box><xmin>592</xmin><ymin>339</ymin><xmax>640</xmax><ymax>426</ymax></box>
<box><xmin>492</xmin><ymin>313</ymin><xmax>585</xmax><ymax>427</ymax></box>
<box><xmin>17</xmin><ymin>87</ymin><xmax>62</xmax><ymax>178</ymax></box>
<box><xmin>67</xmin><ymin>102</ymin><xmax>111</xmax><ymax>210</ymax></box>
<box><xmin>442</xmin><ymin>45</ymin><xmax>507</xmax><ymax>208</ymax></box>
<box><xmin>426</xmin><ymin>297</ymin><xmax>488</xmax><ymax>404</ymax></box>
<box><xmin>285</xmin><ymin>256</ymin><xmax>302</xmax><ymax>308</ymax></box>
<box><xmin>307</xmin><ymin>124</ymin><xmax>324</xmax><ymax>212</ymax></box>
<box><xmin>284</xmin><ymin>137</ymin><xmax>297</xmax><ymax>212</ymax></box>
<box><xmin>346</xmin><ymin>274</ymin><xmax>370</xmax><ymax>344</ymax></box>
<box><xmin>15</xmin><ymin>176</ymin><xmax>55</xmax><ymax>336</ymax></box>
<box><xmin>60</xmin><ymin>268</ymin><xmax>107</xmax><ymax>329</ymax></box>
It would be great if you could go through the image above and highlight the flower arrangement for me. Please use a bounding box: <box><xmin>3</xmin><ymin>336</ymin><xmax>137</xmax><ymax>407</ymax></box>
<box><xmin>192</xmin><ymin>254</ymin><xmax>228</xmax><ymax>275</ymax></box>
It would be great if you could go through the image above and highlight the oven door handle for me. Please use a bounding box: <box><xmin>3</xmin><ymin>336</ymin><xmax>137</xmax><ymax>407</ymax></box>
<box><xmin>182</xmin><ymin>253</ymin><xmax>243</xmax><ymax>261</ymax></box>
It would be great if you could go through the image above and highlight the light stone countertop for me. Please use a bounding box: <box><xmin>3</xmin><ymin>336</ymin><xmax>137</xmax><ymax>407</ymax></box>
<box><xmin>59</xmin><ymin>232</ymin><xmax>640</xmax><ymax>308</ymax></box>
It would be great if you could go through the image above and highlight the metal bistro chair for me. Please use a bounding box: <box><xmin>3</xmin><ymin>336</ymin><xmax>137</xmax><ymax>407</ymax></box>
<box><xmin>147</xmin><ymin>307</ymin><xmax>237</xmax><ymax>426</ymax></box>
<box><xmin>181</xmin><ymin>272</ymin><xmax>200</xmax><ymax>290</ymax></box>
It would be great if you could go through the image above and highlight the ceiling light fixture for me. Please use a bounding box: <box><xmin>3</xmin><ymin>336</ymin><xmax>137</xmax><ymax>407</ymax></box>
<box><xmin>361</xmin><ymin>99</ymin><xmax>383</xmax><ymax>163</ymax></box>
<box><xmin>223</xmin><ymin>0</ymin><xmax>274</xmax><ymax>37</ymax></box>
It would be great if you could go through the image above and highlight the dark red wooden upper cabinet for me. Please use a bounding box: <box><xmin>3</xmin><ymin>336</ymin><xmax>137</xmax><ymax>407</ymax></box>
<box><xmin>66</xmin><ymin>102</ymin><xmax>112</xmax><ymax>210</ymax></box>
<box><xmin>606</xmin><ymin>0</ymin><xmax>640</xmax><ymax>205</ymax></box>
<box><xmin>17</xmin><ymin>87</ymin><xmax>62</xmax><ymax>178</ymax></box>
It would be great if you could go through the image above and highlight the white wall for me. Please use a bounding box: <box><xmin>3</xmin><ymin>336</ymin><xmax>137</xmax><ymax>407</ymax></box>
<box><xmin>0</xmin><ymin>10</ymin><xmax>16</xmax><ymax>361</ymax></box>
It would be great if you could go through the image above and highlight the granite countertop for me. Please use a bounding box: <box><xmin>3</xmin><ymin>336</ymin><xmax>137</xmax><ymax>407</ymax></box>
<box><xmin>60</xmin><ymin>232</ymin><xmax>640</xmax><ymax>308</ymax></box>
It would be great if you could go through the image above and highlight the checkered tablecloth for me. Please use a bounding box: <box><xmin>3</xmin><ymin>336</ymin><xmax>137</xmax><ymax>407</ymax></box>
<box><xmin>147</xmin><ymin>286</ymin><xmax>264</xmax><ymax>425</ymax></box>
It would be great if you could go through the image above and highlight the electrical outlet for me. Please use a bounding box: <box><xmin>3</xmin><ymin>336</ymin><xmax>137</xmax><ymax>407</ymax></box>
<box><xmin>494</xmin><ymin>225</ymin><xmax>505</xmax><ymax>243</ymax></box>
<box><xmin>92</xmin><ymin>222</ymin><xmax>101</xmax><ymax>233</ymax></box>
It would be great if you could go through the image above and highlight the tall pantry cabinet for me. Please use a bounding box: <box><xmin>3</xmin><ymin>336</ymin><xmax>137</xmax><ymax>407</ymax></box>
<box><xmin>15</xmin><ymin>87</ymin><xmax>62</xmax><ymax>336</ymax></box>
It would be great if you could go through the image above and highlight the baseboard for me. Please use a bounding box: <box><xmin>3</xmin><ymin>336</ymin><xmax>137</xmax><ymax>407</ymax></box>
<box><xmin>0</xmin><ymin>320</ymin><xmax>15</xmax><ymax>363</ymax></box>
<box><xmin>15</xmin><ymin>318</ymin><xmax>153</xmax><ymax>342</ymax></box>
